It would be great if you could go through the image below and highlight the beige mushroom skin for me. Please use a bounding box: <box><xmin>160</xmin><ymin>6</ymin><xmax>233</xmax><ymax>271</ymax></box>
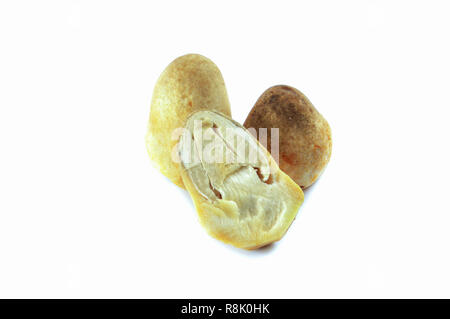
<box><xmin>244</xmin><ymin>85</ymin><xmax>332</xmax><ymax>189</ymax></box>
<box><xmin>179</xmin><ymin>110</ymin><xmax>304</xmax><ymax>249</ymax></box>
<box><xmin>146</xmin><ymin>54</ymin><xmax>231</xmax><ymax>188</ymax></box>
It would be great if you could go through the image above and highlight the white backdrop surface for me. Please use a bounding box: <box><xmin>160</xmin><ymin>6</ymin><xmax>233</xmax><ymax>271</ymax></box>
<box><xmin>0</xmin><ymin>0</ymin><xmax>449</xmax><ymax>298</ymax></box>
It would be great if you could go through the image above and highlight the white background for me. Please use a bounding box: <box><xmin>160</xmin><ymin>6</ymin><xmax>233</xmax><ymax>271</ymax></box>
<box><xmin>0</xmin><ymin>0</ymin><xmax>449</xmax><ymax>298</ymax></box>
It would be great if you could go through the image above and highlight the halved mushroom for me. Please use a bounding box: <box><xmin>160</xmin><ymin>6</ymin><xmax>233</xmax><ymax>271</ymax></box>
<box><xmin>178</xmin><ymin>110</ymin><xmax>304</xmax><ymax>249</ymax></box>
